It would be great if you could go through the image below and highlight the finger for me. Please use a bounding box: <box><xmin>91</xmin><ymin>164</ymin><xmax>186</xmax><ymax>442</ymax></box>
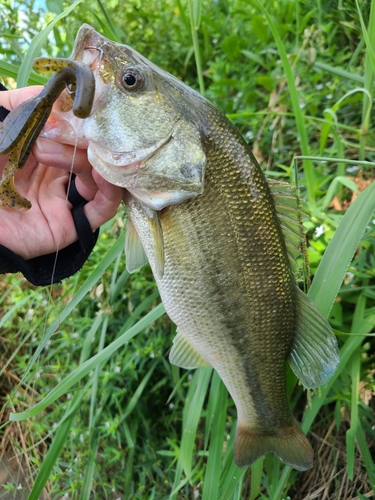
<box><xmin>33</xmin><ymin>137</ymin><xmax>96</xmax><ymax>189</ymax></box>
<box><xmin>82</xmin><ymin>169</ymin><xmax>124</xmax><ymax>230</ymax></box>
<box><xmin>0</xmin><ymin>86</ymin><xmax>43</xmax><ymax>110</ymax></box>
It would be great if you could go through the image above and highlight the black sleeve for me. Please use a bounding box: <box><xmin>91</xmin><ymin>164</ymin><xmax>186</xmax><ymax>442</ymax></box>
<box><xmin>0</xmin><ymin>82</ymin><xmax>99</xmax><ymax>285</ymax></box>
<box><xmin>0</xmin><ymin>81</ymin><xmax>10</xmax><ymax>121</ymax></box>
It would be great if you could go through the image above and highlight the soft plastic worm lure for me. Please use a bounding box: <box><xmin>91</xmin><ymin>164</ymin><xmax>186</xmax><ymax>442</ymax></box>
<box><xmin>0</xmin><ymin>58</ymin><xmax>95</xmax><ymax>209</ymax></box>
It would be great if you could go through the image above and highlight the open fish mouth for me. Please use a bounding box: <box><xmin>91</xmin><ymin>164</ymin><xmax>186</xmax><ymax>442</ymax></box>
<box><xmin>87</xmin><ymin>131</ymin><xmax>173</xmax><ymax>187</ymax></box>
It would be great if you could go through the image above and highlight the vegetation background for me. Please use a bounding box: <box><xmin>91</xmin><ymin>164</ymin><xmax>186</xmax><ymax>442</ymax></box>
<box><xmin>0</xmin><ymin>0</ymin><xmax>374</xmax><ymax>498</ymax></box>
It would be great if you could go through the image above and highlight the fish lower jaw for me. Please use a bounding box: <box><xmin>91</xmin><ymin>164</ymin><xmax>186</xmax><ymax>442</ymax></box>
<box><xmin>88</xmin><ymin>146</ymin><xmax>202</xmax><ymax>210</ymax></box>
<box><xmin>88</xmin><ymin>146</ymin><xmax>141</xmax><ymax>185</ymax></box>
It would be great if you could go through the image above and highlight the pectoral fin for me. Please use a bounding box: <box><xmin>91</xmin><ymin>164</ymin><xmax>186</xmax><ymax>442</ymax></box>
<box><xmin>289</xmin><ymin>287</ymin><xmax>339</xmax><ymax>389</ymax></box>
<box><xmin>125</xmin><ymin>218</ymin><xmax>149</xmax><ymax>273</ymax></box>
<box><xmin>124</xmin><ymin>193</ymin><xmax>165</xmax><ymax>279</ymax></box>
<box><xmin>144</xmin><ymin>207</ymin><xmax>164</xmax><ymax>279</ymax></box>
<box><xmin>169</xmin><ymin>330</ymin><xmax>210</xmax><ymax>369</ymax></box>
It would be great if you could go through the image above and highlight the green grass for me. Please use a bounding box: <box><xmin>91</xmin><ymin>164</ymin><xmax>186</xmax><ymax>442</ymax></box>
<box><xmin>0</xmin><ymin>0</ymin><xmax>375</xmax><ymax>498</ymax></box>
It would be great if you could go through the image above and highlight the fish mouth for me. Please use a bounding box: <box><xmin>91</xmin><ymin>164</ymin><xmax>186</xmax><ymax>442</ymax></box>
<box><xmin>70</xmin><ymin>30</ymin><xmax>178</xmax><ymax>188</ymax></box>
<box><xmin>87</xmin><ymin>129</ymin><xmax>174</xmax><ymax>188</ymax></box>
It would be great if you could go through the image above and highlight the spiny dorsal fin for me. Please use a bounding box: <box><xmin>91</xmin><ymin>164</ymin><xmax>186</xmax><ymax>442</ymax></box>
<box><xmin>125</xmin><ymin>218</ymin><xmax>149</xmax><ymax>274</ymax></box>
<box><xmin>169</xmin><ymin>329</ymin><xmax>210</xmax><ymax>369</ymax></box>
<box><xmin>268</xmin><ymin>179</ymin><xmax>307</xmax><ymax>275</ymax></box>
<box><xmin>288</xmin><ymin>287</ymin><xmax>339</xmax><ymax>389</ymax></box>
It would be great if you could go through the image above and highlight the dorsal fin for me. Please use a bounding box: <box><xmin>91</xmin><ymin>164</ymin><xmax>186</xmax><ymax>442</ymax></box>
<box><xmin>268</xmin><ymin>179</ymin><xmax>307</xmax><ymax>276</ymax></box>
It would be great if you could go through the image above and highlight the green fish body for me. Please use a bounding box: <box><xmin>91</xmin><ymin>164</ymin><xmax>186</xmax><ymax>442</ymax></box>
<box><xmin>43</xmin><ymin>25</ymin><xmax>339</xmax><ymax>470</ymax></box>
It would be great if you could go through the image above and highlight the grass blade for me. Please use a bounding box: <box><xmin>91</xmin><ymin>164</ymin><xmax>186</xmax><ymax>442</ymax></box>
<box><xmin>250</xmin><ymin>0</ymin><xmax>315</xmax><ymax>202</ymax></box>
<box><xmin>356</xmin><ymin>424</ymin><xmax>375</xmax><ymax>487</ymax></box>
<box><xmin>121</xmin><ymin>363</ymin><xmax>158</xmax><ymax>420</ymax></box>
<box><xmin>202</xmin><ymin>373</ymin><xmax>227</xmax><ymax>500</ymax></box>
<box><xmin>345</xmin><ymin>347</ymin><xmax>360</xmax><ymax>480</ymax></box>
<box><xmin>88</xmin><ymin>314</ymin><xmax>107</xmax><ymax>428</ymax></box>
<box><xmin>188</xmin><ymin>0</ymin><xmax>205</xmax><ymax>94</ymax></box>
<box><xmin>180</xmin><ymin>368</ymin><xmax>212</xmax><ymax>476</ymax></box>
<box><xmin>357</xmin><ymin>0</ymin><xmax>375</xmax><ymax>159</ymax></box>
<box><xmin>312</xmin><ymin>60</ymin><xmax>364</xmax><ymax>84</ymax></box>
<box><xmin>355</xmin><ymin>0</ymin><xmax>375</xmax><ymax>75</ymax></box>
<box><xmin>20</xmin><ymin>230</ymin><xmax>126</xmax><ymax>383</ymax></box>
<box><xmin>9</xmin><ymin>303</ymin><xmax>165</xmax><ymax>421</ymax></box>
<box><xmin>218</xmin><ymin>460</ymin><xmax>247</xmax><ymax>500</ymax></box>
<box><xmin>250</xmin><ymin>458</ymin><xmax>264</xmax><ymax>500</ymax></box>
<box><xmin>0</xmin><ymin>61</ymin><xmax>47</xmax><ymax>84</ymax></box>
<box><xmin>80</xmin><ymin>436</ymin><xmax>100</xmax><ymax>500</ymax></box>
<box><xmin>95</xmin><ymin>0</ymin><xmax>121</xmax><ymax>41</ymax></box>
<box><xmin>17</xmin><ymin>0</ymin><xmax>84</xmax><ymax>87</ymax></box>
<box><xmin>27</xmin><ymin>391</ymin><xmax>85</xmax><ymax>499</ymax></box>
<box><xmin>308</xmin><ymin>180</ymin><xmax>375</xmax><ymax>316</ymax></box>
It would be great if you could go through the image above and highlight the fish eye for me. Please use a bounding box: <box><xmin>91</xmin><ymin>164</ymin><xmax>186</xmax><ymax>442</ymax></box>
<box><xmin>121</xmin><ymin>68</ymin><xmax>144</xmax><ymax>91</ymax></box>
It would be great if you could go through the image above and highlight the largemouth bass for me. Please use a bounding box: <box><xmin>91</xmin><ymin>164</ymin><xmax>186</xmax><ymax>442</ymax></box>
<box><xmin>42</xmin><ymin>25</ymin><xmax>339</xmax><ymax>470</ymax></box>
<box><xmin>0</xmin><ymin>58</ymin><xmax>95</xmax><ymax>209</ymax></box>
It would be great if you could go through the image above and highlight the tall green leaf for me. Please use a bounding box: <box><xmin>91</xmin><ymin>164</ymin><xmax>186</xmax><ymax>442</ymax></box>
<box><xmin>250</xmin><ymin>0</ymin><xmax>315</xmax><ymax>202</ymax></box>
<box><xmin>308</xmin><ymin>180</ymin><xmax>375</xmax><ymax>316</ymax></box>
<box><xmin>17</xmin><ymin>0</ymin><xmax>84</xmax><ymax>87</ymax></box>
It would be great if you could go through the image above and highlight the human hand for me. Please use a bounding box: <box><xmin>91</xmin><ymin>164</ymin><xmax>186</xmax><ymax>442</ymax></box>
<box><xmin>0</xmin><ymin>86</ymin><xmax>123</xmax><ymax>260</ymax></box>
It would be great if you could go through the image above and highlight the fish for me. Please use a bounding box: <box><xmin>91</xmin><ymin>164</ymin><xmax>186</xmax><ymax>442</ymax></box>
<box><xmin>42</xmin><ymin>24</ymin><xmax>340</xmax><ymax>470</ymax></box>
<box><xmin>0</xmin><ymin>58</ymin><xmax>95</xmax><ymax>209</ymax></box>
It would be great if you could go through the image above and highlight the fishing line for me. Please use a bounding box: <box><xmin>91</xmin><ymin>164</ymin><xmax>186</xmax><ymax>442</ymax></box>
<box><xmin>49</xmin><ymin>136</ymin><xmax>79</xmax><ymax>287</ymax></box>
<box><xmin>10</xmin><ymin>44</ymin><xmax>100</xmax><ymax>442</ymax></box>
<box><xmin>27</xmin><ymin>138</ymin><xmax>79</xmax><ymax>399</ymax></box>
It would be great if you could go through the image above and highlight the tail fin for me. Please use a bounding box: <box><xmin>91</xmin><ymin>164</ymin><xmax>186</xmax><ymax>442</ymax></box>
<box><xmin>234</xmin><ymin>421</ymin><xmax>314</xmax><ymax>471</ymax></box>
